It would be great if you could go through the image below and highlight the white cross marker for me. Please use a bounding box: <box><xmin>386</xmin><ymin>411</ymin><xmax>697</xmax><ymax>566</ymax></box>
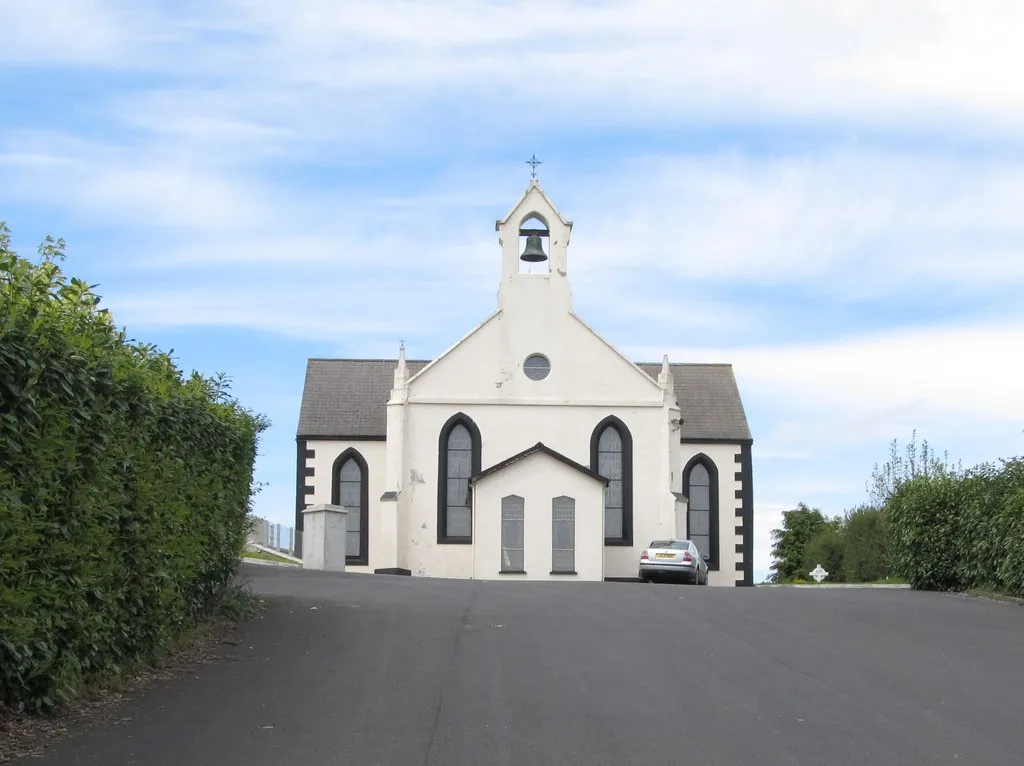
<box><xmin>809</xmin><ymin>564</ymin><xmax>829</xmax><ymax>583</ymax></box>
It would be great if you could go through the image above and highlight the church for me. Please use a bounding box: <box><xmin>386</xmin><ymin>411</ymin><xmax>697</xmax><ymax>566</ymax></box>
<box><xmin>295</xmin><ymin>177</ymin><xmax>754</xmax><ymax>586</ymax></box>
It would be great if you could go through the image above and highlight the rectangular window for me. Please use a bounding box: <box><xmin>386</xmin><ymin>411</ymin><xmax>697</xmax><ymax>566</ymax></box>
<box><xmin>501</xmin><ymin>495</ymin><xmax>525</xmax><ymax>573</ymax></box>
<box><xmin>552</xmin><ymin>497</ymin><xmax>575</xmax><ymax>573</ymax></box>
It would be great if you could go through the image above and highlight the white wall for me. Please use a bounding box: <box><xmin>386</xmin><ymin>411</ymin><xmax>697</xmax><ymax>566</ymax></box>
<box><xmin>304</xmin><ymin>439</ymin><xmax>388</xmax><ymax>574</ymax></box>
<box><xmin>680</xmin><ymin>442</ymin><xmax>745</xmax><ymax>587</ymax></box>
<box><xmin>471</xmin><ymin>451</ymin><xmax>605</xmax><ymax>581</ymax></box>
<box><xmin>409</xmin><ymin>311</ymin><xmax>665</xmax><ymax>408</ymax></box>
<box><xmin>399</xmin><ymin>401</ymin><xmax>680</xmax><ymax>579</ymax></box>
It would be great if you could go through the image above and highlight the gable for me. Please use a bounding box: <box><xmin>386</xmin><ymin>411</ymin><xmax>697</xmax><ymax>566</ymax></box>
<box><xmin>471</xmin><ymin>442</ymin><xmax>608</xmax><ymax>485</ymax></box>
<box><xmin>407</xmin><ymin>303</ymin><xmax>664</xmax><ymax>404</ymax></box>
<box><xmin>297</xmin><ymin>358</ymin><xmax>751</xmax><ymax>442</ymax></box>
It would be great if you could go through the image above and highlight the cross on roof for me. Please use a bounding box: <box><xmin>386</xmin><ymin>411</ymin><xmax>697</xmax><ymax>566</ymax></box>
<box><xmin>526</xmin><ymin>154</ymin><xmax>542</xmax><ymax>178</ymax></box>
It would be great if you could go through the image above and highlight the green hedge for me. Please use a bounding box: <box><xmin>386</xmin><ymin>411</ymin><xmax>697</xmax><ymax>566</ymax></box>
<box><xmin>885</xmin><ymin>458</ymin><xmax>1024</xmax><ymax>596</ymax></box>
<box><xmin>0</xmin><ymin>225</ymin><xmax>267</xmax><ymax>712</ymax></box>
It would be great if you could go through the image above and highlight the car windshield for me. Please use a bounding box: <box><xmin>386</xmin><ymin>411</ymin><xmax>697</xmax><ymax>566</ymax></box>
<box><xmin>649</xmin><ymin>540</ymin><xmax>689</xmax><ymax>550</ymax></box>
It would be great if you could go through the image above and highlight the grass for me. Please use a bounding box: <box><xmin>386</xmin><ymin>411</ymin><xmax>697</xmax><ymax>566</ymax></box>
<box><xmin>763</xmin><ymin>576</ymin><xmax>908</xmax><ymax>586</ymax></box>
<box><xmin>961</xmin><ymin>586</ymin><xmax>1024</xmax><ymax>607</ymax></box>
<box><xmin>242</xmin><ymin>549</ymin><xmax>299</xmax><ymax>565</ymax></box>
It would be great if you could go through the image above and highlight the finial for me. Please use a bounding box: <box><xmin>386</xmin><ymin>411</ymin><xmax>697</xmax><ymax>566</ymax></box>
<box><xmin>526</xmin><ymin>154</ymin><xmax>542</xmax><ymax>179</ymax></box>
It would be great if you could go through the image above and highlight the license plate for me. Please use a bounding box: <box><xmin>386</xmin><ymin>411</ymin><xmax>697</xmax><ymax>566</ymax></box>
<box><xmin>655</xmin><ymin>553</ymin><xmax>675</xmax><ymax>559</ymax></box>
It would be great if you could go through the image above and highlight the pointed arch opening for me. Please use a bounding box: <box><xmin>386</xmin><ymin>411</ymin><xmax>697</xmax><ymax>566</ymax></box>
<box><xmin>437</xmin><ymin>412</ymin><xmax>482</xmax><ymax>544</ymax></box>
<box><xmin>683</xmin><ymin>453</ymin><xmax>719</xmax><ymax>570</ymax></box>
<box><xmin>518</xmin><ymin>212</ymin><xmax>550</xmax><ymax>274</ymax></box>
<box><xmin>331</xmin><ymin>448</ymin><xmax>369</xmax><ymax>565</ymax></box>
<box><xmin>590</xmin><ymin>415</ymin><xmax>633</xmax><ymax>546</ymax></box>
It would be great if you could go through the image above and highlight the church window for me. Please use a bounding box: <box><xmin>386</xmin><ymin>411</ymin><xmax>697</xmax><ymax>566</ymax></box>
<box><xmin>331</xmin><ymin>449</ymin><xmax>368</xmax><ymax>565</ymax></box>
<box><xmin>437</xmin><ymin>413</ymin><xmax>481</xmax><ymax>543</ymax></box>
<box><xmin>501</xmin><ymin>495</ymin><xmax>525</xmax><ymax>573</ymax></box>
<box><xmin>523</xmin><ymin>353</ymin><xmax>550</xmax><ymax>381</ymax></box>
<box><xmin>552</xmin><ymin>496</ymin><xmax>575</xmax><ymax>573</ymax></box>
<box><xmin>684</xmin><ymin>455</ymin><xmax>719</xmax><ymax>570</ymax></box>
<box><xmin>590</xmin><ymin>416</ymin><xmax>633</xmax><ymax>545</ymax></box>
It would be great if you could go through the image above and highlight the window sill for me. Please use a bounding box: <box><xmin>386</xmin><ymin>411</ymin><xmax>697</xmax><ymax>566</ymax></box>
<box><xmin>437</xmin><ymin>537</ymin><xmax>473</xmax><ymax>545</ymax></box>
<box><xmin>604</xmin><ymin>539</ymin><xmax>633</xmax><ymax>547</ymax></box>
<box><xmin>549</xmin><ymin>570</ymin><xmax>577</xmax><ymax>576</ymax></box>
<box><xmin>499</xmin><ymin>570</ymin><xmax>527</xmax><ymax>575</ymax></box>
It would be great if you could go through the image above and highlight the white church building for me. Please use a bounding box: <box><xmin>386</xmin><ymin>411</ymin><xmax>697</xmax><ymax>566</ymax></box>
<box><xmin>295</xmin><ymin>179</ymin><xmax>754</xmax><ymax>586</ymax></box>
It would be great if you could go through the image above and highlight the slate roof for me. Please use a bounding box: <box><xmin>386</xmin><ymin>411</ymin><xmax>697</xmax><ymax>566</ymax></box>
<box><xmin>297</xmin><ymin>359</ymin><xmax>752</xmax><ymax>442</ymax></box>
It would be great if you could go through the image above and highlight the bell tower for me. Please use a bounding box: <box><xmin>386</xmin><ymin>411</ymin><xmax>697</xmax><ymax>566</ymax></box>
<box><xmin>494</xmin><ymin>168</ymin><xmax>573</xmax><ymax>313</ymax></box>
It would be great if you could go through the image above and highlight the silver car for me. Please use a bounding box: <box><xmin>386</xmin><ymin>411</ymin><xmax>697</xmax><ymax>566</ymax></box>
<box><xmin>638</xmin><ymin>539</ymin><xmax>709</xmax><ymax>584</ymax></box>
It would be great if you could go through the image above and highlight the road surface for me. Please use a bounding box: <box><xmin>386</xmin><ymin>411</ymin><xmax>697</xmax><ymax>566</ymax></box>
<box><xmin>25</xmin><ymin>564</ymin><xmax>1024</xmax><ymax>765</ymax></box>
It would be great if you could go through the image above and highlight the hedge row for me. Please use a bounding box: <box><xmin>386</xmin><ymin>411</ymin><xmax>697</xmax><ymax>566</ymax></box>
<box><xmin>885</xmin><ymin>458</ymin><xmax>1024</xmax><ymax>596</ymax></box>
<box><xmin>0</xmin><ymin>225</ymin><xmax>268</xmax><ymax>712</ymax></box>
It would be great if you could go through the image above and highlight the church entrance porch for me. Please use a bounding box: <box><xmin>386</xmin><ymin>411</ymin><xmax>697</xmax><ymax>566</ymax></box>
<box><xmin>468</xmin><ymin>443</ymin><xmax>607</xmax><ymax>581</ymax></box>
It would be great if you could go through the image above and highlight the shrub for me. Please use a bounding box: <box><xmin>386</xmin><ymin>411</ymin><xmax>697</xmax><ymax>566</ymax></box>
<box><xmin>803</xmin><ymin>527</ymin><xmax>845</xmax><ymax>582</ymax></box>
<box><xmin>884</xmin><ymin>456</ymin><xmax>1024</xmax><ymax>596</ymax></box>
<box><xmin>0</xmin><ymin>224</ymin><xmax>268</xmax><ymax>711</ymax></box>
<box><xmin>842</xmin><ymin>505</ymin><xmax>890</xmax><ymax>582</ymax></box>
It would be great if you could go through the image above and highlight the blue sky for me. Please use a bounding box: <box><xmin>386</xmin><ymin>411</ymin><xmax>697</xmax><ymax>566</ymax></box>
<box><xmin>3</xmin><ymin>1</ymin><xmax>1023</xmax><ymax>582</ymax></box>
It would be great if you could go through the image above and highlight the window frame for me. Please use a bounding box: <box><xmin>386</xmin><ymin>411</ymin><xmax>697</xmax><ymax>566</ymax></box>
<box><xmin>551</xmin><ymin>495</ymin><xmax>576</xmax><ymax>574</ymax></box>
<box><xmin>683</xmin><ymin>454</ymin><xmax>719</xmax><ymax>571</ymax></box>
<box><xmin>330</xmin><ymin>448</ymin><xmax>369</xmax><ymax>565</ymax></box>
<box><xmin>436</xmin><ymin>412</ymin><xmax>482</xmax><ymax>544</ymax></box>
<box><xmin>500</xmin><ymin>494</ymin><xmax>526</xmax><ymax>574</ymax></box>
<box><xmin>590</xmin><ymin>415</ymin><xmax>633</xmax><ymax>546</ymax></box>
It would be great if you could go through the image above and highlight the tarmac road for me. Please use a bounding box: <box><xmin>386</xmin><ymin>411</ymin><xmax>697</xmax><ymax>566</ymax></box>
<box><xmin>24</xmin><ymin>563</ymin><xmax>1024</xmax><ymax>766</ymax></box>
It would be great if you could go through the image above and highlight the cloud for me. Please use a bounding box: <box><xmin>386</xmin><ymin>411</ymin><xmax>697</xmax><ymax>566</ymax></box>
<box><xmin>7</xmin><ymin>1</ymin><xmax>1024</xmax><ymax>152</ymax></box>
<box><xmin>635</xmin><ymin>317</ymin><xmax>1024</xmax><ymax>427</ymax></box>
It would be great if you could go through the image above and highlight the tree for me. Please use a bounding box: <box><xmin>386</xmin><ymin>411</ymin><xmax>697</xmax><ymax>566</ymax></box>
<box><xmin>803</xmin><ymin>526</ymin><xmax>846</xmax><ymax>582</ymax></box>
<box><xmin>842</xmin><ymin>504</ymin><xmax>890</xmax><ymax>582</ymax></box>
<box><xmin>867</xmin><ymin>430</ymin><xmax>961</xmax><ymax>506</ymax></box>
<box><xmin>769</xmin><ymin>503</ymin><xmax>831</xmax><ymax>582</ymax></box>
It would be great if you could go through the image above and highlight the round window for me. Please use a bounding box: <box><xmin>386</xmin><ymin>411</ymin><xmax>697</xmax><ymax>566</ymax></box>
<box><xmin>523</xmin><ymin>354</ymin><xmax>551</xmax><ymax>381</ymax></box>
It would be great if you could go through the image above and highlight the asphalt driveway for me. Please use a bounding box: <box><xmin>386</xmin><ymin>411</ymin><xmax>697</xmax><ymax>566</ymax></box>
<box><xmin>20</xmin><ymin>564</ymin><xmax>1024</xmax><ymax>765</ymax></box>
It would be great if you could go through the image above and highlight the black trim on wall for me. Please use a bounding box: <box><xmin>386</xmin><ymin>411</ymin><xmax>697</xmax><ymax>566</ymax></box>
<box><xmin>734</xmin><ymin>453</ymin><xmax>743</xmax><ymax>463</ymax></box>
<box><xmin>294</xmin><ymin>438</ymin><xmax>307</xmax><ymax>559</ymax></box>
<box><xmin>590</xmin><ymin>415</ymin><xmax>634</xmax><ymax>546</ymax></box>
<box><xmin>304</xmin><ymin>448</ymin><xmax>316</xmax><ymax>459</ymax></box>
<box><xmin>734</xmin><ymin>471</ymin><xmax>743</xmax><ymax>482</ymax></box>
<box><xmin>735</xmin><ymin>507</ymin><xmax>744</xmax><ymax>518</ymax></box>
<box><xmin>738</xmin><ymin>442</ymin><xmax>755</xmax><ymax>587</ymax></box>
<box><xmin>304</xmin><ymin>466</ymin><xmax>315</xmax><ymax>477</ymax></box>
<box><xmin>437</xmin><ymin>412</ymin><xmax>482</xmax><ymax>544</ymax></box>
<box><xmin>303</xmin><ymin>485</ymin><xmax>315</xmax><ymax>495</ymax></box>
<box><xmin>683</xmin><ymin>453</ymin><xmax>720</xmax><ymax>571</ymax></box>
<box><xmin>374</xmin><ymin>567</ymin><xmax>411</xmax><ymax>576</ymax></box>
<box><xmin>331</xmin><ymin>448</ymin><xmax>370</xmax><ymax>566</ymax></box>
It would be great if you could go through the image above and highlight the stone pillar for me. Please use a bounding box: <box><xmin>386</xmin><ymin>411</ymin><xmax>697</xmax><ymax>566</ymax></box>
<box><xmin>301</xmin><ymin>504</ymin><xmax>348</xmax><ymax>571</ymax></box>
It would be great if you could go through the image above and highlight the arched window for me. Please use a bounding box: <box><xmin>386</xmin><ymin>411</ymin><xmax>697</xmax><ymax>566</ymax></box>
<box><xmin>590</xmin><ymin>416</ymin><xmax>633</xmax><ymax>545</ymax></box>
<box><xmin>331</xmin><ymin>449</ymin><xmax>368</xmax><ymax>565</ymax></box>
<box><xmin>437</xmin><ymin>413</ymin><xmax>481</xmax><ymax>543</ymax></box>
<box><xmin>684</xmin><ymin>454</ymin><xmax>719</xmax><ymax>570</ymax></box>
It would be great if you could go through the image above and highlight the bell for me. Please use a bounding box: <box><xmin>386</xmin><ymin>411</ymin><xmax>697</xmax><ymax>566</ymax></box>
<box><xmin>520</xmin><ymin>233</ymin><xmax>547</xmax><ymax>263</ymax></box>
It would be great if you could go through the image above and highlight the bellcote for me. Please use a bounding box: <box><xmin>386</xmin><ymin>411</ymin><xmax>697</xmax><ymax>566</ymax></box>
<box><xmin>494</xmin><ymin>178</ymin><xmax>574</xmax><ymax>309</ymax></box>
